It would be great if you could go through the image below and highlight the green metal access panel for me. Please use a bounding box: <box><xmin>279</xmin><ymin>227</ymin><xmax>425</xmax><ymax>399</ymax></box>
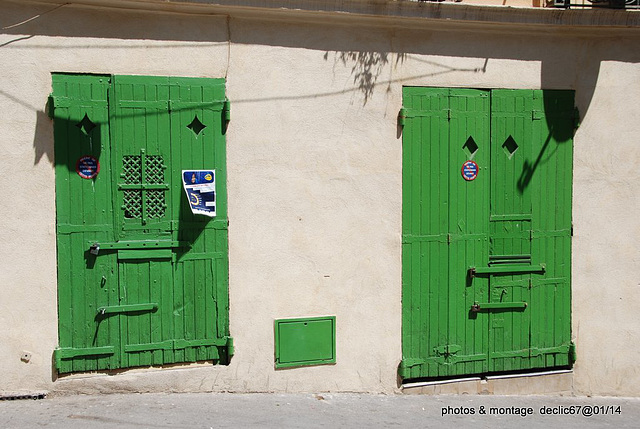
<box><xmin>274</xmin><ymin>316</ymin><xmax>336</xmax><ymax>369</ymax></box>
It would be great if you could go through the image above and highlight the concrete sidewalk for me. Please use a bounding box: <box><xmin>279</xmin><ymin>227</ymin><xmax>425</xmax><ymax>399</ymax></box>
<box><xmin>1</xmin><ymin>392</ymin><xmax>639</xmax><ymax>428</ymax></box>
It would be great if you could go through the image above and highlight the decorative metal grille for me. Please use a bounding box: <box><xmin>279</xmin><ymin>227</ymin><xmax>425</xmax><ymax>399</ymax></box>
<box><xmin>123</xmin><ymin>190</ymin><xmax>143</xmax><ymax>219</ymax></box>
<box><xmin>145</xmin><ymin>155</ymin><xmax>166</xmax><ymax>219</ymax></box>
<box><xmin>145</xmin><ymin>156</ymin><xmax>164</xmax><ymax>184</ymax></box>
<box><xmin>123</xmin><ymin>156</ymin><xmax>141</xmax><ymax>184</ymax></box>
<box><xmin>146</xmin><ymin>191</ymin><xmax>166</xmax><ymax>219</ymax></box>
<box><xmin>121</xmin><ymin>153</ymin><xmax>166</xmax><ymax>221</ymax></box>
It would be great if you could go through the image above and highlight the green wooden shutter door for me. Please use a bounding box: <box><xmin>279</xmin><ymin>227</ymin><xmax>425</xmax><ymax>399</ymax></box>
<box><xmin>401</xmin><ymin>87</ymin><xmax>449</xmax><ymax>379</ymax></box>
<box><xmin>110</xmin><ymin>75</ymin><xmax>174</xmax><ymax>368</ymax></box>
<box><xmin>52</xmin><ymin>74</ymin><xmax>119</xmax><ymax>372</ymax></box>
<box><xmin>53</xmin><ymin>74</ymin><xmax>231</xmax><ymax>373</ymax></box>
<box><xmin>489</xmin><ymin>90</ymin><xmax>535</xmax><ymax>371</ymax></box>
<box><xmin>448</xmin><ymin>89</ymin><xmax>490</xmax><ymax>376</ymax></box>
<box><xmin>401</xmin><ymin>87</ymin><xmax>573</xmax><ymax>380</ymax></box>
<box><xmin>528</xmin><ymin>90</ymin><xmax>573</xmax><ymax>367</ymax></box>
<box><xmin>168</xmin><ymin>77</ymin><xmax>230</xmax><ymax>364</ymax></box>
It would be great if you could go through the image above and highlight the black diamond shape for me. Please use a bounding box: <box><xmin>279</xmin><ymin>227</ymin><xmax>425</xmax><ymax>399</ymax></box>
<box><xmin>502</xmin><ymin>135</ymin><xmax>518</xmax><ymax>158</ymax></box>
<box><xmin>187</xmin><ymin>115</ymin><xmax>206</xmax><ymax>136</ymax></box>
<box><xmin>462</xmin><ymin>136</ymin><xmax>479</xmax><ymax>157</ymax></box>
<box><xmin>76</xmin><ymin>113</ymin><xmax>96</xmax><ymax>136</ymax></box>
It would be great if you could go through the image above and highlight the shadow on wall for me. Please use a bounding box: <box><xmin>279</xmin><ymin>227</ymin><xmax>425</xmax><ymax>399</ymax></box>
<box><xmin>1</xmin><ymin>1</ymin><xmax>229</xmax><ymax>168</ymax></box>
<box><xmin>2</xmin><ymin>2</ymin><xmax>640</xmax><ymax>164</ymax></box>
<box><xmin>325</xmin><ymin>51</ymin><xmax>407</xmax><ymax>104</ymax></box>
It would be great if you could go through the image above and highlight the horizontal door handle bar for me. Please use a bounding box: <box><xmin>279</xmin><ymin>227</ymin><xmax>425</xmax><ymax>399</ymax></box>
<box><xmin>468</xmin><ymin>264</ymin><xmax>545</xmax><ymax>278</ymax></box>
<box><xmin>98</xmin><ymin>303</ymin><xmax>158</xmax><ymax>315</ymax></box>
<box><xmin>471</xmin><ymin>302</ymin><xmax>527</xmax><ymax>312</ymax></box>
<box><xmin>89</xmin><ymin>240</ymin><xmax>190</xmax><ymax>255</ymax></box>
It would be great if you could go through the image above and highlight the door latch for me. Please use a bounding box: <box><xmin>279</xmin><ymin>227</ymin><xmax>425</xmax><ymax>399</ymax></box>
<box><xmin>89</xmin><ymin>243</ymin><xmax>100</xmax><ymax>255</ymax></box>
<box><xmin>471</xmin><ymin>301</ymin><xmax>528</xmax><ymax>312</ymax></box>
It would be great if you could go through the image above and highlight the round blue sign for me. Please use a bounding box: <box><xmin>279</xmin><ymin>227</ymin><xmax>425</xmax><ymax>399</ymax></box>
<box><xmin>76</xmin><ymin>156</ymin><xmax>100</xmax><ymax>179</ymax></box>
<box><xmin>461</xmin><ymin>160</ymin><xmax>478</xmax><ymax>181</ymax></box>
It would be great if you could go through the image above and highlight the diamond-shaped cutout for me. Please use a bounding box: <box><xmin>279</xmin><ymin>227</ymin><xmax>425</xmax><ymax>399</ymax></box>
<box><xmin>75</xmin><ymin>113</ymin><xmax>96</xmax><ymax>136</ymax></box>
<box><xmin>187</xmin><ymin>115</ymin><xmax>206</xmax><ymax>136</ymax></box>
<box><xmin>502</xmin><ymin>135</ymin><xmax>518</xmax><ymax>159</ymax></box>
<box><xmin>462</xmin><ymin>136</ymin><xmax>479</xmax><ymax>157</ymax></box>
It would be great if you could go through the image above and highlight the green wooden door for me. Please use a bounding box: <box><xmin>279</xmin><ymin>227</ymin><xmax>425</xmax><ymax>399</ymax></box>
<box><xmin>400</xmin><ymin>87</ymin><xmax>573</xmax><ymax>380</ymax></box>
<box><xmin>52</xmin><ymin>74</ymin><xmax>232</xmax><ymax>373</ymax></box>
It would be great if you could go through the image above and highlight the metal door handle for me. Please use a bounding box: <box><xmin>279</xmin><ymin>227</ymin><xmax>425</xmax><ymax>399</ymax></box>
<box><xmin>471</xmin><ymin>301</ymin><xmax>527</xmax><ymax>312</ymax></box>
<box><xmin>97</xmin><ymin>303</ymin><xmax>158</xmax><ymax>315</ymax></box>
<box><xmin>468</xmin><ymin>264</ymin><xmax>545</xmax><ymax>278</ymax></box>
<box><xmin>88</xmin><ymin>241</ymin><xmax>190</xmax><ymax>255</ymax></box>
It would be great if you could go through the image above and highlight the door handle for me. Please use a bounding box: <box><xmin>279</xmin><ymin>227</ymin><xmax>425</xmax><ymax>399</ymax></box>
<box><xmin>471</xmin><ymin>301</ymin><xmax>527</xmax><ymax>312</ymax></box>
<box><xmin>98</xmin><ymin>303</ymin><xmax>158</xmax><ymax>315</ymax></box>
<box><xmin>468</xmin><ymin>264</ymin><xmax>545</xmax><ymax>278</ymax></box>
<box><xmin>88</xmin><ymin>240</ymin><xmax>190</xmax><ymax>255</ymax></box>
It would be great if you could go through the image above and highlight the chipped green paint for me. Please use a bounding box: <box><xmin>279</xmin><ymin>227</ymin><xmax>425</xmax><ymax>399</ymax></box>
<box><xmin>52</xmin><ymin>74</ymin><xmax>231</xmax><ymax>373</ymax></box>
<box><xmin>401</xmin><ymin>88</ymin><xmax>573</xmax><ymax>379</ymax></box>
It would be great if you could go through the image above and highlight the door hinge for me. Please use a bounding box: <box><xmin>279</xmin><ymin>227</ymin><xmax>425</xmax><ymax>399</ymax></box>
<box><xmin>532</xmin><ymin>110</ymin><xmax>543</xmax><ymax>120</ymax></box>
<box><xmin>223</xmin><ymin>99</ymin><xmax>231</xmax><ymax>122</ymax></box>
<box><xmin>47</xmin><ymin>95</ymin><xmax>55</xmax><ymax>119</ymax></box>
<box><xmin>435</xmin><ymin>344</ymin><xmax>462</xmax><ymax>356</ymax></box>
<box><xmin>447</xmin><ymin>109</ymin><xmax>452</xmax><ymax>121</ymax></box>
<box><xmin>569</xmin><ymin>341</ymin><xmax>577</xmax><ymax>364</ymax></box>
<box><xmin>398</xmin><ymin>108</ymin><xmax>406</xmax><ymax>127</ymax></box>
<box><xmin>447</xmin><ymin>233</ymin><xmax>451</xmax><ymax>244</ymax></box>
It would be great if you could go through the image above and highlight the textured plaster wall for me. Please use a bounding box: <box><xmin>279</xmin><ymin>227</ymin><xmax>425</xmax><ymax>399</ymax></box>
<box><xmin>1</xmin><ymin>1</ymin><xmax>639</xmax><ymax>396</ymax></box>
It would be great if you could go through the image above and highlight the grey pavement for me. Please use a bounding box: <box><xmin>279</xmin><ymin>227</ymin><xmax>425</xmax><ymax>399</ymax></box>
<box><xmin>1</xmin><ymin>392</ymin><xmax>639</xmax><ymax>428</ymax></box>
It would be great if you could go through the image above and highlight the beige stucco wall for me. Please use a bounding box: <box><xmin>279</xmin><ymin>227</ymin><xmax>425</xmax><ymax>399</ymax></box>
<box><xmin>1</xmin><ymin>1</ymin><xmax>639</xmax><ymax>396</ymax></box>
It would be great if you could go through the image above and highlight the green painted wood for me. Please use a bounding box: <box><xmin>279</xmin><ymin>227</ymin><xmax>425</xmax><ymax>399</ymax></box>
<box><xmin>54</xmin><ymin>346</ymin><xmax>116</xmax><ymax>369</ymax></box>
<box><xmin>167</xmin><ymin>76</ymin><xmax>229</xmax><ymax>365</ymax></box>
<box><xmin>97</xmin><ymin>303</ymin><xmax>158</xmax><ymax>314</ymax></box>
<box><xmin>53</xmin><ymin>74</ymin><xmax>231</xmax><ymax>373</ymax></box>
<box><xmin>529</xmin><ymin>90</ymin><xmax>574</xmax><ymax>369</ymax></box>
<box><xmin>117</xmin><ymin>249</ymin><xmax>173</xmax><ymax>260</ymax></box>
<box><xmin>274</xmin><ymin>317</ymin><xmax>336</xmax><ymax>368</ymax></box>
<box><xmin>472</xmin><ymin>264</ymin><xmax>545</xmax><ymax>275</ymax></box>
<box><xmin>448</xmin><ymin>88</ymin><xmax>491</xmax><ymax>378</ymax></box>
<box><xmin>401</xmin><ymin>87</ymin><xmax>573</xmax><ymax>380</ymax></box>
<box><xmin>91</xmin><ymin>240</ymin><xmax>186</xmax><ymax>251</ymax></box>
<box><xmin>52</xmin><ymin>74</ymin><xmax>119</xmax><ymax>373</ymax></box>
<box><xmin>490</xmin><ymin>90</ymin><xmax>531</xmax><ymax>373</ymax></box>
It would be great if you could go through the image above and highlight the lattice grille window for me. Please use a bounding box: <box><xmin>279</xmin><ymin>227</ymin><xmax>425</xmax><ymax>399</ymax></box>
<box><xmin>123</xmin><ymin>156</ymin><xmax>141</xmax><ymax>184</ymax></box>
<box><xmin>120</xmin><ymin>152</ymin><xmax>167</xmax><ymax>221</ymax></box>
<box><xmin>146</xmin><ymin>156</ymin><xmax>164</xmax><ymax>184</ymax></box>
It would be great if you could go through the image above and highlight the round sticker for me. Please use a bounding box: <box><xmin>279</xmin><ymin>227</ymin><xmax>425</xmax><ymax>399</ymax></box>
<box><xmin>461</xmin><ymin>160</ymin><xmax>478</xmax><ymax>181</ymax></box>
<box><xmin>76</xmin><ymin>156</ymin><xmax>100</xmax><ymax>179</ymax></box>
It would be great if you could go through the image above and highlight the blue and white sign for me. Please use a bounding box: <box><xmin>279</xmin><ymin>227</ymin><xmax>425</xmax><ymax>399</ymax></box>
<box><xmin>461</xmin><ymin>160</ymin><xmax>478</xmax><ymax>181</ymax></box>
<box><xmin>182</xmin><ymin>170</ymin><xmax>216</xmax><ymax>217</ymax></box>
<box><xmin>76</xmin><ymin>156</ymin><xmax>100</xmax><ymax>179</ymax></box>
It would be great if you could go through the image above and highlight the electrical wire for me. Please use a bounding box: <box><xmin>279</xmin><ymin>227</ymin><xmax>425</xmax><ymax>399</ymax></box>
<box><xmin>2</xmin><ymin>3</ymin><xmax>69</xmax><ymax>30</ymax></box>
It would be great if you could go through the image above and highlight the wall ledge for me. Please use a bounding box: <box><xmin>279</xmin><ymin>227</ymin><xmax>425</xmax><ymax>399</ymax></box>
<box><xmin>10</xmin><ymin>0</ymin><xmax>640</xmax><ymax>34</ymax></box>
